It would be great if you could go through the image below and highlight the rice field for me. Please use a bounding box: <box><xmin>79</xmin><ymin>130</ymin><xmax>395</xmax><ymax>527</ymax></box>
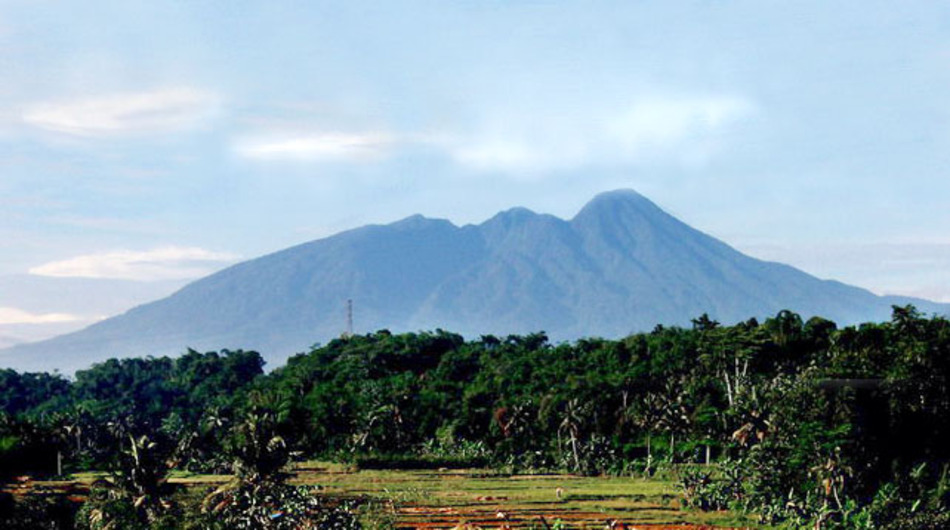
<box><xmin>287</xmin><ymin>462</ymin><xmax>757</xmax><ymax>529</ymax></box>
<box><xmin>9</xmin><ymin>463</ymin><xmax>759</xmax><ymax>529</ymax></box>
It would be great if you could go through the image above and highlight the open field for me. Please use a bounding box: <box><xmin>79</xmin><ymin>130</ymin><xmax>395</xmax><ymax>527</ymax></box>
<box><xmin>7</xmin><ymin>462</ymin><xmax>757</xmax><ymax>529</ymax></box>
<box><xmin>291</xmin><ymin>462</ymin><xmax>757</xmax><ymax>529</ymax></box>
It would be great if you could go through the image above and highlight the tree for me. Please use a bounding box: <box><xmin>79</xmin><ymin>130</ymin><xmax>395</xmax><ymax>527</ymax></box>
<box><xmin>77</xmin><ymin>434</ymin><xmax>177</xmax><ymax>530</ymax></box>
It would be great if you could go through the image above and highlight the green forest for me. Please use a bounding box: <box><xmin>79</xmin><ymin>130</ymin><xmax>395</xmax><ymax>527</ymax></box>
<box><xmin>2</xmin><ymin>305</ymin><xmax>950</xmax><ymax>529</ymax></box>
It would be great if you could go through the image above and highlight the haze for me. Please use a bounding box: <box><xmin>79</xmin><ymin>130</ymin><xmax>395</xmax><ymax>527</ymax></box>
<box><xmin>2</xmin><ymin>1</ymin><xmax>949</xmax><ymax>347</ymax></box>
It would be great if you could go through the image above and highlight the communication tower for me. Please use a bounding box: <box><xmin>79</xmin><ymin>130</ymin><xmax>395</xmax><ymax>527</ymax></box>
<box><xmin>344</xmin><ymin>299</ymin><xmax>354</xmax><ymax>338</ymax></box>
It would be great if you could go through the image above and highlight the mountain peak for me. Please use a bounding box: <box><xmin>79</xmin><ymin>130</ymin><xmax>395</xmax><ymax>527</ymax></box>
<box><xmin>576</xmin><ymin>189</ymin><xmax>654</xmax><ymax>213</ymax></box>
<box><xmin>389</xmin><ymin>214</ymin><xmax>456</xmax><ymax>231</ymax></box>
<box><xmin>592</xmin><ymin>188</ymin><xmax>647</xmax><ymax>201</ymax></box>
<box><xmin>483</xmin><ymin>206</ymin><xmax>537</xmax><ymax>225</ymax></box>
<box><xmin>571</xmin><ymin>188</ymin><xmax>669</xmax><ymax>230</ymax></box>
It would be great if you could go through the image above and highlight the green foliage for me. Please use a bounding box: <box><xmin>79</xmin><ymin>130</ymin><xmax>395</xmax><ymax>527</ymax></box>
<box><xmin>678</xmin><ymin>460</ymin><xmax>744</xmax><ymax>511</ymax></box>
<box><xmin>195</xmin><ymin>482</ymin><xmax>359</xmax><ymax>530</ymax></box>
<box><xmin>354</xmin><ymin>454</ymin><xmax>487</xmax><ymax>470</ymax></box>
<box><xmin>196</xmin><ymin>391</ymin><xmax>360</xmax><ymax>529</ymax></box>
<box><xmin>0</xmin><ymin>369</ymin><xmax>70</xmax><ymax>417</ymax></box>
<box><xmin>75</xmin><ymin>434</ymin><xmax>179</xmax><ymax>530</ymax></box>
<box><xmin>5</xmin><ymin>306</ymin><xmax>950</xmax><ymax>527</ymax></box>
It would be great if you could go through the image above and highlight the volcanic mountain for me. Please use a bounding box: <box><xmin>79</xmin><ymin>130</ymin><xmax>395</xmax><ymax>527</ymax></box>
<box><xmin>3</xmin><ymin>190</ymin><xmax>946</xmax><ymax>373</ymax></box>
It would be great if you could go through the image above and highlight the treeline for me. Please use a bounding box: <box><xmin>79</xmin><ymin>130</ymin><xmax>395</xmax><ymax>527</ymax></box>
<box><xmin>1</xmin><ymin>349</ymin><xmax>264</xmax><ymax>475</ymax></box>
<box><xmin>3</xmin><ymin>306</ymin><xmax>950</xmax><ymax>528</ymax></box>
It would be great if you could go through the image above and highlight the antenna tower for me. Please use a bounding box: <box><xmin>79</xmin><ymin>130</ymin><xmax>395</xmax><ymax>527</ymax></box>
<box><xmin>345</xmin><ymin>299</ymin><xmax>354</xmax><ymax>338</ymax></box>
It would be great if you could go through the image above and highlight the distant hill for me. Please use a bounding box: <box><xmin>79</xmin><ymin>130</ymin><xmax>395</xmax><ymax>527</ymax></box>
<box><xmin>2</xmin><ymin>189</ymin><xmax>946</xmax><ymax>373</ymax></box>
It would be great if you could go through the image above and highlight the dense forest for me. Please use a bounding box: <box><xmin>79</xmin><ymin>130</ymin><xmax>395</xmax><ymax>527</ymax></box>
<box><xmin>2</xmin><ymin>305</ymin><xmax>950</xmax><ymax>528</ymax></box>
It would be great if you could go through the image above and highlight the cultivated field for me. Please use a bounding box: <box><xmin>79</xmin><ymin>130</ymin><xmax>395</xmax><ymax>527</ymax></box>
<box><xmin>293</xmin><ymin>462</ymin><xmax>757</xmax><ymax>529</ymax></box>
<box><xmin>10</xmin><ymin>462</ymin><xmax>757</xmax><ymax>529</ymax></box>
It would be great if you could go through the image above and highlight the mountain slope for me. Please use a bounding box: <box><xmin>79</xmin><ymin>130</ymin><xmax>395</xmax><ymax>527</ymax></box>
<box><xmin>2</xmin><ymin>190</ymin><xmax>946</xmax><ymax>373</ymax></box>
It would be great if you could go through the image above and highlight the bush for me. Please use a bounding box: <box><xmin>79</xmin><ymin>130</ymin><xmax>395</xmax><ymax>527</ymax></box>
<box><xmin>0</xmin><ymin>491</ymin><xmax>77</xmax><ymax>530</ymax></box>
<box><xmin>196</xmin><ymin>482</ymin><xmax>360</xmax><ymax>530</ymax></box>
<box><xmin>354</xmin><ymin>454</ymin><xmax>487</xmax><ymax>470</ymax></box>
<box><xmin>677</xmin><ymin>460</ymin><xmax>744</xmax><ymax>512</ymax></box>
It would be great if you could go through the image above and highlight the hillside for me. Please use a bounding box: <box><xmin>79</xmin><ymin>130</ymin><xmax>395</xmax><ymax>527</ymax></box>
<box><xmin>2</xmin><ymin>189</ymin><xmax>946</xmax><ymax>373</ymax></box>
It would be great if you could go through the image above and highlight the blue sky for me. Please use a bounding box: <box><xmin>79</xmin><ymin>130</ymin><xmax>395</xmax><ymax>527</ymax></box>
<box><xmin>2</xmin><ymin>1</ymin><xmax>950</xmax><ymax>346</ymax></box>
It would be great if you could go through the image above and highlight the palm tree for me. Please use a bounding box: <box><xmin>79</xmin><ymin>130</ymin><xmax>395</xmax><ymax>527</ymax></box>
<box><xmin>227</xmin><ymin>393</ymin><xmax>292</xmax><ymax>483</ymax></box>
<box><xmin>558</xmin><ymin>398</ymin><xmax>588</xmax><ymax>473</ymax></box>
<box><xmin>199</xmin><ymin>391</ymin><xmax>357</xmax><ymax>529</ymax></box>
<box><xmin>632</xmin><ymin>391</ymin><xmax>666</xmax><ymax>473</ymax></box>
<box><xmin>81</xmin><ymin>434</ymin><xmax>175</xmax><ymax>529</ymax></box>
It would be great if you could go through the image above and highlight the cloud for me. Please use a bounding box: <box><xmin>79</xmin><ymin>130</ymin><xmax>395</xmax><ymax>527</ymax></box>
<box><xmin>235</xmin><ymin>132</ymin><xmax>395</xmax><ymax>161</ymax></box>
<box><xmin>29</xmin><ymin>246</ymin><xmax>239</xmax><ymax>281</ymax></box>
<box><xmin>228</xmin><ymin>93</ymin><xmax>754</xmax><ymax>172</ymax></box>
<box><xmin>0</xmin><ymin>307</ymin><xmax>81</xmax><ymax>325</ymax></box>
<box><xmin>607</xmin><ymin>95</ymin><xmax>755</xmax><ymax>150</ymax></box>
<box><xmin>22</xmin><ymin>88</ymin><xmax>220</xmax><ymax>136</ymax></box>
<box><xmin>449</xmin><ymin>94</ymin><xmax>756</xmax><ymax>174</ymax></box>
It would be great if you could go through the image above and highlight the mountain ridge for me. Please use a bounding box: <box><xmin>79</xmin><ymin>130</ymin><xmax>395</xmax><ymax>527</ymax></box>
<box><xmin>3</xmin><ymin>189</ymin><xmax>946</xmax><ymax>373</ymax></box>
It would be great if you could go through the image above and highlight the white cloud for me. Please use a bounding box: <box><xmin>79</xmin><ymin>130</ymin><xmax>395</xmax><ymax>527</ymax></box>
<box><xmin>448</xmin><ymin>94</ymin><xmax>756</xmax><ymax>174</ymax></box>
<box><xmin>0</xmin><ymin>307</ymin><xmax>81</xmax><ymax>325</ymax></box>
<box><xmin>607</xmin><ymin>95</ymin><xmax>755</xmax><ymax>150</ymax></box>
<box><xmin>22</xmin><ymin>88</ymin><xmax>220</xmax><ymax>136</ymax></box>
<box><xmin>450</xmin><ymin>139</ymin><xmax>541</xmax><ymax>173</ymax></box>
<box><xmin>228</xmin><ymin>93</ymin><xmax>754</xmax><ymax>172</ymax></box>
<box><xmin>235</xmin><ymin>132</ymin><xmax>395</xmax><ymax>161</ymax></box>
<box><xmin>28</xmin><ymin>246</ymin><xmax>239</xmax><ymax>281</ymax></box>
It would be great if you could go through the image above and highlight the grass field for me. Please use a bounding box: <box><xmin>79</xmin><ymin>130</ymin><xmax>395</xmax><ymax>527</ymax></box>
<box><xmin>14</xmin><ymin>463</ymin><xmax>759</xmax><ymax>529</ymax></box>
<box><xmin>289</xmin><ymin>462</ymin><xmax>757</xmax><ymax>529</ymax></box>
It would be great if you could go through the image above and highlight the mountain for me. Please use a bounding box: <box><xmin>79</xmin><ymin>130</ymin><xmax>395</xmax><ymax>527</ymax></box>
<box><xmin>0</xmin><ymin>274</ymin><xmax>188</xmax><ymax>350</ymax></box>
<box><xmin>2</xmin><ymin>189</ymin><xmax>946</xmax><ymax>373</ymax></box>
